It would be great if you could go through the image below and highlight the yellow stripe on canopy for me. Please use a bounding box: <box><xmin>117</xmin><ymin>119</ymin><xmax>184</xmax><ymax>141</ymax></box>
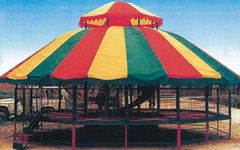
<box><xmin>128</xmin><ymin>2</ymin><xmax>159</xmax><ymax>17</ymax></box>
<box><xmin>7</xmin><ymin>30</ymin><xmax>81</xmax><ymax>80</ymax></box>
<box><xmin>158</xmin><ymin>30</ymin><xmax>221</xmax><ymax>78</ymax></box>
<box><xmin>88</xmin><ymin>26</ymin><xmax>127</xmax><ymax>80</ymax></box>
<box><xmin>83</xmin><ymin>2</ymin><xmax>114</xmax><ymax>17</ymax></box>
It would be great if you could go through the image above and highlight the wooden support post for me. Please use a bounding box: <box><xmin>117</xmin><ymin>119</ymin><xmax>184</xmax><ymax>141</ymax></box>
<box><xmin>157</xmin><ymin>84</ymin><xmax>160</xmax><ymax>116</ymax></box>
<box><xmin>72</xmin><ymin>86</ymin><xmax>77</xmax><ymax>122</ymax></box>
<box><xmin>177</xmin><ymin>124</ymin><xmax>181</xmax><ymax>150</ymax></box>
<box><xmin>176</xmin><ymin>86</ymin><xmax>180</xmax><ymax>121</ymax></box>
<box><xmin>84</xmin><ymin>84</ymin><xmax>88</xmax><ymax>116</ymax></box>
<box><xmin>138</xmin><ymin>18</ymin><xmax>140</xmax><ymax>26</ymax></box>
<box><xmin>35</xmin><ymin>88</ymin><xmax>38</xmax><ymax>111</ymax></box>
<box><xmin>216</xmin><ymin>87</ymin><xmax>220</xmax><ymax>115</ymax></box>
<box><xmin>216</xmin><ymin>87</ymin><xmax>220</xmax><ymax>135</ymax></box>
<box><xmin>137</xmin><ymin>86</ymin><xmax>140</xmax><ymax>112</ymax></box>
<box><xmin>125</xmin><ymin>125</ymin><xmax>128</xmax><ymax>150</ymax></box>
<box><xmin>117</xmin><ymin>87</ymin><xmax>120</xmax><ymax>109</ymax></box>
<box><xmin>237</xmin><ymin>85</ymin><xmax>239</xmax><ymax>95</ymax></box>
<box><xmin>71</xmin><ymin>85</ymin><xmax>77</xmax><ymax>150</ymax></box>
<box><xmin>40</xmin><ymin>86</ymin><xmax>43</xmax><ymax>109</ymax></box>
<box><xmin>30</xmin><ymin>88</ymin><xmax>33</xmax><ymax>115</ymax></box>
<box><xmin>22</xmin><ymin>86</ymin><xmax>26</xmax><ymax>116</ymax></box>
<box><xmin>228</xmin><ymin>87</ymin><xmax>232</xmax><ymax>139</ymax></box>
<box><xmin>104</xmin><ymin>85</ymin><xmax>109</xmax><ymax>117</ymax></box>
<box><xmin>152</xmin><ymin>93</ymin><xmax>155</xmax><ymax>113</ymax></box>
<box><xmin>206</xmin><ymin>121</ymin><xmax>209</xmax><ymax>144</ymax></box>
<box><xmin>58</xmin><ymin>86</ymin><xmax>62</xmax><ymax>111</ymax></box>
<box><xmin>205</xmin><ymin>86</ymin><xmax>209</xmax><ymax>144</ymax></box>
<box><xmin>129</xmin><ymin>85</ymin><xmax>133</xmax><ymax>103</ymax></box>
<box><xmin>176</xmin><ymin>86</ymin><xmax>181</xmax><ymax>150</ymax></box>
<box><xmin>14</xmin><ymin>85</ymin><xmax>18</xmax><ymax>141</ymax></box>
<box><xmin>124</xmin><ymin>86</ymin><xmax>129</xmax><ymax>120</ymax></box>
<box><xmin>229</xmin><ymin>118</ymin><xmax>232</xmax><ymax>139</ymax></box>
<box><xmin>72</xmin><ymin>124</ymin><xmax>76</xmax><ymax>150</ymax></box>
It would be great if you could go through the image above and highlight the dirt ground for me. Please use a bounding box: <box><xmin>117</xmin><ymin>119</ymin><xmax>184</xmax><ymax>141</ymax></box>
<box><xmin>1</xmin><ymin>108</ymin><xmax>240</xmax><ymax>150</ymax></box>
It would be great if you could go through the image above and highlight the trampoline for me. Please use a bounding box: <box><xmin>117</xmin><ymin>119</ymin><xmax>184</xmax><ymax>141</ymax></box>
<box><xmin>41</xmin><ymin>109</ymin><xmax>228</xmax><ymax>125</ymax></box>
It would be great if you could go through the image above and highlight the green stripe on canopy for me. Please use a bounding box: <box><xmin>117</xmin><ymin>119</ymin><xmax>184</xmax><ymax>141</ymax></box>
<box><xmin>124</xmin><ymin>27</ymin><xmax>167</xmax><ymax>81</ymax></box>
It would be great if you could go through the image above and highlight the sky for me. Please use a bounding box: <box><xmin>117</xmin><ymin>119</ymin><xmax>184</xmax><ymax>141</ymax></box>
<box><xmin>0</xmin><ymin>0</ymin><xmax>240</xmax><ymax>75</ymax></box>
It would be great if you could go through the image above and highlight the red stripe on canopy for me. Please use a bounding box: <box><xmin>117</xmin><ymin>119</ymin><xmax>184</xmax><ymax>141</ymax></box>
<box><xmin>106</xmin><ymin>2</ymin><xmax>141</xmax><ymax>26</ymax></box>
<box><xmin>139</xmin><ymin>27</ymin><xmax>202</xmax><ymax>78</ymax></box>
<box><xmin>107</xmin><ymin>2</ymin><xmax>141</xmax><ymax>16</ymax></box>
<box><xmin>51</xmin><ymin>27</ymin><xmax>108</xmax><ymax>79</ymax></box>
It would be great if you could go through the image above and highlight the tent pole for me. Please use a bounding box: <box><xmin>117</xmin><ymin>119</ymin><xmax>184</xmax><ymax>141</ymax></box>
<box><xmin>205</xmin><ymin>86</ymin><xmax>209</xmax><ymax>144</ymax></box>
<box><xmin>176</xmin><ymin>86</ymin><xmax>180</xmax><ymax>120</ymax></box>
<box><xmin>124</xmin><ymin>86</ymin><xmax>129</xmax><ymax>150</ymax></box>
<box><xmin>125</xmin><ymin>125</ymin><xmax>128</xmax><ymax>150</ymax></box>
<box><xmin>84</xmin><ymin>84</ymin><xmax>88</xmax><ymax>116</ymax></box>
<box><xmin>228</xmin><ymin>87</ymin><xmax>232</xmax><ymax>139</ymax></box>
<box><xmin>206</xmin><ymin>122</ymin><xmax>209</xmax><ymax>144</ymax></box>
<box><xmin>14</xmin><ymin>85</ymin><xmax>18</xmax><ymax>141</ymax></box>
<box><xmin>22</xmin><ymin>86</ymin><xmax>26</xmax><ymax>116</ymax></box>
<box><xmin>137</xmin><ymin>86</ymin><xmax>140</xmax><ymax>112</ymax></box>
<box><xmin>72</xmin><ymin>85</ymin><xmax>77</xmax><ymax>122</ymax></box>
<box><xmin>35</xmin><ymin>88</ymin><xmax>38</xmax><ymax>111</ymax></box>
<box><xmin>72</xmin><ymin>124</ymin><xmax>76</xmax><ymax>150</ymax></box>
<box><xmin>157</xmin><ymin>84</ymin><xmax>160</xmax><ymax>116</ymax></box>
<box><xmin>58</xmin><ymin>86</ymin><xmax>62</xmax><ymax>111</ymax></box>
<box><xmin>124</xmin><ymin>86</ymin><xmax>129</xmax><ymax>120</ymax></box>
<box><xmin>72</xmin><ymin>85</ymin><xmax>77</xmax><ymax>150</ymax></box>
<box><xmin>237</xmin><ymin>85</ymin><xmax>240</xmax><ymax>95</ymax></box>
<box><xmin>30</xmin><ymin>87</ymin><xmax>33</xmax><ymax>115</ymax></box>
<box><xmin>39</xmin><ymin>85</ymin><xmax>42</xmax><ymax>109</ymax></box>
<box><xmin>176</xmin><ymin>86</ymin><xmax>181</xmax><ymax>150</ymax></box>
<box><xmin>216</xmin><ymin>86</ymin><xmax>220</xmax><ymax>135</ymax></box>
<box><xmin>177</xmin><ymin>124</ymin><xmax>181</xmax><ymax>150</ymax></box>
<box><xmin>129</xmin><ymin>85</ymin><xmax>133</xmax><ymax>103</ymax></box>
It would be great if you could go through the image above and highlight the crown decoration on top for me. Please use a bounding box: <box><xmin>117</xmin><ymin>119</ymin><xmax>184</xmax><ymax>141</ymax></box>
<box><xmin>79</xmin><ymin>1</ymin><xmax>163</xmax><ymax>28</ymax></box>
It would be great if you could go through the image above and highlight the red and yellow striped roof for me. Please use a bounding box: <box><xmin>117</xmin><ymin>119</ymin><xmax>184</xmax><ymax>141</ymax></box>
<box><xmin>1</xmin><ymin>26</ymin><xmax>239</xmax><ymax>85</ymax></box>
<box><xmin>79</xmin><ymin>2</ymin><xmax>163</xmax><ymax>28</ymax></box>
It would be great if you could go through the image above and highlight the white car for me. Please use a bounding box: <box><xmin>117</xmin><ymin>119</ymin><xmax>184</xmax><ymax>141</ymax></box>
<box><xmin>0</xmin><ymin>98</ymin><xmax>23</xmax><ymax>124</ymax></box>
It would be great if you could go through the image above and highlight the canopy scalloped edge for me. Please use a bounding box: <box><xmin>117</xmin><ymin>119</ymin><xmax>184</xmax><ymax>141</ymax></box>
<box><xmin>79</xmin><ymin>14</ymin><xmax>163</xmax><ymax>28</ymax></box>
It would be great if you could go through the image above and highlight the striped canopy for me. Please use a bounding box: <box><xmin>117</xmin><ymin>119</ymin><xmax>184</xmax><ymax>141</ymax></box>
<box><xmin>79</xmin><ymin>2</ymin><xmax>162</xmax><ymax>28</ymax></box>
<box><xmin>1</xmin><ymin>26</ymin><xmax>239</xmax><ymax>85</ymax></box>
<box><xmin>1</xmin><ymin>1</ymin><xmax>239</xmax><ymax>85</ymax></box>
